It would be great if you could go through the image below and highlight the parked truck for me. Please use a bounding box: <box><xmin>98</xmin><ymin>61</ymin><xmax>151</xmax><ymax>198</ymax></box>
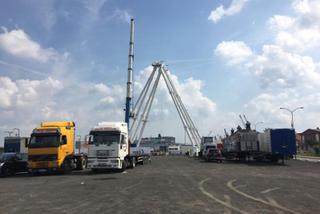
<box><xmin>86</xmin><ymin>122</ymin><xmax>150</xmax><ymax>172</ymax></box>
<box><xmin>28</xmin><ymin>121</ymin><xmax>87</xmax><ymax>174</ymax></box>
<box><xmin>255</xmin><ymin>129</ymin><xmax>296</xmax><ymax>162</ymax></box>
<box><xmin>222</xmin><ymin>128</ymin><xmax>296</xmax><ymax>163</ymax></box>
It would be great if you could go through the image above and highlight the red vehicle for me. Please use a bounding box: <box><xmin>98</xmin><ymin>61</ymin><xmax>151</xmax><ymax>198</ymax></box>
<box><xmin>204</xmin><ymin>148</ymin><xmax>223</xmax><ymax>163</ymax></box>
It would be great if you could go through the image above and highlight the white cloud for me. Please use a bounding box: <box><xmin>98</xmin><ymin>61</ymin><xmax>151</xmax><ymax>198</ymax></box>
<box><xmin>267</xmin><ymin>0</ymin><xmax>320</xmax><ymax>53</ymax></box>
<box><xmin>208</xmin><ymin>0</ymin><xmax>248</xmax><ymax>23</ymax></box>
<box><xmin>0</xmin><ymin>76</ymin><xmax>63</xmax><ymax>110</ymax></box>
<box><xmin>245</xmin><ymin>91</ymin><xmax>320</xmax><ymax>130</ymax></box>
<box><xmin>94</xmin><ymin>83</ymin><xmax>110</xmax><ymax>93</ymax></box>
<box><xmin>0</xmin><ymin>28</ymin><xmax>59</xmax><ymax>62</ymax></box>
<box><xmin>215</xmin><ymin>41</ymin><xmax>253</xmax><ymax>65</ymax></box>
<box><xmin>216</xmin><ymin>41</ymin><xmax>320</xmax><ymax>89</ymax></box>
<box><xmin>112</xmin><ymin>8</ymin><xmax>131</xmax><ymax>24</ymax></box>
<box><xmin>251</xmin><ymin>45</ymin><xmax>320</xmax><ymax>89</ymax></box>
<box><xmin>84</xmin><ymin>0</ymin><xmax>107</xmax><ymax>20</ymax></box>
<box><xmin>0</xmin><ymin>77</ymin><xmax>18</xmax><ymax>109</ymax></box>
<box><xmin>268</xmin><ymin>15</ymin><xmax>295</xmax><ymax>30</ymax></box>
<box><xmin>215</xmin><ymin>0</ymin><xmax>320</xmax><ymax>132</ymax></box>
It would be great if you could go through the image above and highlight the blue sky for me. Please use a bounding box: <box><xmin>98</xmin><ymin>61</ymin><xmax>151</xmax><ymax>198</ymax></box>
<box><xmin>1</xmin><ymin>0</ymin><xmax>320</xmax><ymax>144</ymax></box>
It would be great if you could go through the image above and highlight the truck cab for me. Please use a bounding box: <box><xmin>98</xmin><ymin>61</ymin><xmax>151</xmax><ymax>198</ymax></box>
<box><xmin>28</xmin><ymin>121</ymin><xmax>86</xmax><ymax>173</ymax></box>
<box><xmin>87</xmin><ymin>122</ymin><xmax>129</xmax><ymax>171</ymax></box>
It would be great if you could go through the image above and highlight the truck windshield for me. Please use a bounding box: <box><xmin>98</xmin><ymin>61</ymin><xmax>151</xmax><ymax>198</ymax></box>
<box><xmin>29</xmin><ymin>135</ymin><xmax>60</xmax><ymax>148</ymax></box>
<box><xmin>92</xmin><ymin>133</ymin><xmax>120</xmax><ymax>146</ymax></box>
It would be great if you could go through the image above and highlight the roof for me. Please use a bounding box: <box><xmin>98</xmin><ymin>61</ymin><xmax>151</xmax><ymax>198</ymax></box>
<box><xmin>302</xmin><ymin>128</ymin><xmax>320</xmax><ymax>135</ymax></box>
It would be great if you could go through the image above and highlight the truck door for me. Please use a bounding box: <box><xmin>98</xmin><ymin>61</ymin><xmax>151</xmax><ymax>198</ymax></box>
<box><xmin>61</xmin><ymin>135</ymin><xmax>68</xmax><ymax>158</ymax></box>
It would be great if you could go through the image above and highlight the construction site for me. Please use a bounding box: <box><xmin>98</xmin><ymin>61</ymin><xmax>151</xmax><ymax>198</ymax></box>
<box><xmin>1</xmin><ymin>2</ymin><xmax>320</xmax><ymax>213</ymax></box>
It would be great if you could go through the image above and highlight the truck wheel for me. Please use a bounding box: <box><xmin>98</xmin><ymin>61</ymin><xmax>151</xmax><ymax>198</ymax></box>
<box><xmin>1</xmin><ymin>167</ymin><xmax>10</xmax><ymax>177</ymax></box>
<box><xmin>91</xmin><ymin>169</ymin><xmax>99</xmax><ymax>173</ymax></box>
<box><xmin>130</xmin><ymin>158</ymin><xmax>136</xmax><ymax>168</ymax></box>
<box><xmin>62</xmin><ymin>159</ymin><xmax>72</xmax><ymax>174</ymax></box>
<box><xmin>120</xmin><ymin>160</ymin><xmax>126</xmax><ymax>172</ymax></box>
<box><xmin>76</xmin><ymin>158</ymin><xmax>86</xmax><ymax>170</ymax></box>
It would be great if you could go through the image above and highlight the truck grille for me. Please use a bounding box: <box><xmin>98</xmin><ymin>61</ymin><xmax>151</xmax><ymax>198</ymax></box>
<box><xmin>28</xmin><ymin>154</ymin><xmax>58</xmax><ymax>161</ymax></box>
<box><xmin>96</xmin><ymin>150</ymin><xmax>111</xmax><ymax>157</ymax></box>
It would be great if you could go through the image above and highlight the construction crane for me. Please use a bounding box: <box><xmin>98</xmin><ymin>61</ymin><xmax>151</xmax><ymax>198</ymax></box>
<box><xmin>239</xmin><ymin>115</ymin><xmax>246</xmax><ymax>128</ymax></box>
<box><xmin>125</xmin><ymin>18</ymin><xmax>135</xmax><ymax>128</ymax></box>
<box><xmin>123</xmin><ymin>19</ymin><xmax>200</xmax><ymax>151</ymax></box>
<box><xmin>224</xmin><ymin>128</ymin><xmax>229</xmax><ymax>137</ymax></box>
<box><xmin>129</xmin><ymin>62</ymin><xmax>201</xmax><ymax>149</ymax></box>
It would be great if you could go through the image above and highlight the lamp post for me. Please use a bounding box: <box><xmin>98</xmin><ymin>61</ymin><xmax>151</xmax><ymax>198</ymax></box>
<box><xmin>254</xmin><ymin>121</ymin><xmax>263</xmax><ymax>131</ymax></box>
<box><xmin>280</xmin><ymin>107</ymin><xmax>304</xmax><ymax>129</ymax></box>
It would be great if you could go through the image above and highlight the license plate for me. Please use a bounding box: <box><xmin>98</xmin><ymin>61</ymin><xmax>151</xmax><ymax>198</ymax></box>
<box><xmin>97</xmin><ymin>150</ymin><xmax>109</xmax><ymax>156</ymax></box>
<box><xmin>36</xmin><ymin>162</ymin><xmax>48</xmax><ymax>168</ymax></box>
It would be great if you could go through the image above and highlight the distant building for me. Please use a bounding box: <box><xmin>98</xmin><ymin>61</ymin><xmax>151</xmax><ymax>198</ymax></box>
<box><xmin>140</xmin><ymin>135</ymin><xmax>175</xmax><ymax>152</ymax></box>
<box><xmin>298</xmin><ymin>128</ymin><xmax>320</xmax><ymax>154</ymax></box>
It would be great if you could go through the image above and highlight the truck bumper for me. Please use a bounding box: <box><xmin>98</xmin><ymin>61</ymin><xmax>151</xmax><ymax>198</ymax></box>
<box><xmin>87</xmin><ymin>157</ymin><xmax>121</xmax><ymax>169</ymax></box>
<box><xmin>28</xmin><ymin>160</ymin><xmax>59</xmax><ymax>169</ymax></box>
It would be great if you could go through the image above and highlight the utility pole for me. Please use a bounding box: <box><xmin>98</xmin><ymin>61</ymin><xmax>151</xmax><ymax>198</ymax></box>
<box><xmin>125</xmin><ymin>18</ymin><xmax>135</xmax><ymax>128</ymax></box>
<box><xmin>280</xmin><ymin>107</ymin><xmax>304</xmax><ymax>129</ymax></box>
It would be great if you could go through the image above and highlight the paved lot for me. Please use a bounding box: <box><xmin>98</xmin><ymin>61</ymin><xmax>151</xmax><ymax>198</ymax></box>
<box><xmin>0</xmin><ymin>156</ymin><xmax>319</xmax><ymax>214</ymax></box>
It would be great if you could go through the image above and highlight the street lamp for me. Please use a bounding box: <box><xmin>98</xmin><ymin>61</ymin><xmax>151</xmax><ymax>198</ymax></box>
<box><xmin>254</xmin><ymin>121</ymin><xmax>263</xmax><ymax>131</ymax></box>
<box><xmin>280</xmin><ymin>107</ymin><xmax>304</xmax><ymax>129</ymax></box>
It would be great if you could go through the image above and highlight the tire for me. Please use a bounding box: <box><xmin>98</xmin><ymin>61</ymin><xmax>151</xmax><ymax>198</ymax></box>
<box><xmin>91</xmin><ymin>168</ymin><xmax>99</xmax><ymax>173</ymax></box>
<box><xmin>62</xmin><ymin>159</ymin><xmax>72</xmax><ymax>174</ymax></box>
<box><xmin>130</xmin><ymin>158</ymin><xmax>136</xmax><ymax>169</ymax></box>
<box><xmin>76</xmin><ymin>158</ymin><xmax>86</xmax><ymax>170</ymax></box>
<box><xmin>1</xmin><ymin>167</ymin><xmax>10</xmax><ymax>177</ymax></box>
<box><xmin>120</xmin><ymin>160</ymin><xmax>126</xmax><ymax>172</ymax></box>
<box><xmin>29</xmin><ymin>169</ymin><xmax>40</xmax><ymax>176</ymax></box>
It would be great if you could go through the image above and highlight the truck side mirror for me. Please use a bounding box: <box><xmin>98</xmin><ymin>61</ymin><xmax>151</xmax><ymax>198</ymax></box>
<box><xmin>85</xmin><ymin>135</ymin><xmax>93</xmax><ymax>145</ymax></box>
<box><xmin>61</xmin><ymin>135</ymin><xmax>67</xmax><ymax>145</ymax></box>
<box><xmin>25</xmin><ymin>138</ymin><xmax>29</xmax><ymax>148</ymax></box>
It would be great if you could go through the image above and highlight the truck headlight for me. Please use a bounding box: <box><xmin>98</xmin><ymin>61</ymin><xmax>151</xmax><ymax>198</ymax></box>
<box><xmin>0</xmin><ymin>162</ymin><xmax>4</xmax><ymax>167</ymax></box>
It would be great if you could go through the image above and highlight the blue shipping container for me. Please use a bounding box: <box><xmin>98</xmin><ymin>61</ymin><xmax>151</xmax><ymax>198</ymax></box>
<box><xmin>270</xmin><ymin>129</ymin><xmax>296</xmax><ymax>156</ymax></box>
<box><xmin>4</xmin><ymin>137</ymin><xmax>21</xmax><ymax>153</ymax></box>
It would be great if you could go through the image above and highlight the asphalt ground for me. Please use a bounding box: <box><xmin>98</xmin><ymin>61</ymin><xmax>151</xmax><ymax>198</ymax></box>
<box><xmin>0</xmin><ymin>156</ymin><xmax>319</xmax><ymax>214</ymax></box>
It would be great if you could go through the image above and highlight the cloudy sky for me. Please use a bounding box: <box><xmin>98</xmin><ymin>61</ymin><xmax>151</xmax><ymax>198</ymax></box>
<box><xmin>0</xmin><ymin>0</ymin><xmax>319</xmax><ymax>145</ymax></box>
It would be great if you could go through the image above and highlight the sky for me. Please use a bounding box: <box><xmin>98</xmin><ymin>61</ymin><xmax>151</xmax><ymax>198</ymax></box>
<box><xmin>0</xmin><ymin>0</ymin><xmax>320</xmax><ymax>145</ymax></box>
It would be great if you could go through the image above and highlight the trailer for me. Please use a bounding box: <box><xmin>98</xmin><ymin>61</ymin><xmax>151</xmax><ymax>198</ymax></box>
<box><xmin>222</xmin><ymin>128</ymin><xmax>296</xmax><ymax>163</ymax></box>
<box><xmin>4</xmin><ymin>136</ymin><xmax>28</xmax><ymax>154</ymax></box>
<box><xmin>254</xmin><ymin>129</ymin><xmax>296</xmax><ymax>162</ymax></box>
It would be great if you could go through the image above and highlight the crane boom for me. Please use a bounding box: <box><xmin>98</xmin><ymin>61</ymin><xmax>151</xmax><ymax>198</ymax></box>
<box><xmin>239</xmin><ymin>115</ymin><xmax>246</xmax><ymax>127</ymax></box>
<box><xmin>125</xmin><ymin>18</ymin><xmax>135</xmax><ymax>128</ymax></box>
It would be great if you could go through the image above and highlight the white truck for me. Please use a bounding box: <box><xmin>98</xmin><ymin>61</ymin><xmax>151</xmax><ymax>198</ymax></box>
<box><xmin>168</xmin><ymin>145</ymin><xmax>181</xmax><ymax>155</ymax></box>
<box><xmin>86</xmin><ymin>122</ymin><xmax>150</xmax><ymax>171</ymax></box>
